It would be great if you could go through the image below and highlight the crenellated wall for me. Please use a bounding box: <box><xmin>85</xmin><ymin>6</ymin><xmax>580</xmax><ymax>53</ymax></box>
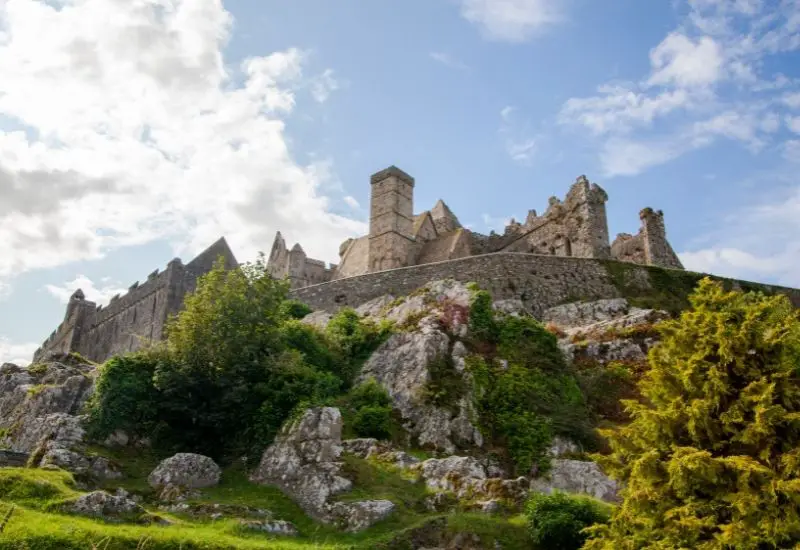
<box><xmin>32</xmin><ymin>237</ymin><xmax>238</xmax><ymax>364</ymax></box>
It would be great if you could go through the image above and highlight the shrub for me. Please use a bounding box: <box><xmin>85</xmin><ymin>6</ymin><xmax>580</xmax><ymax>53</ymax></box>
<box><xmin>468</xmin><ymin>287</ymin><xmax>498</xmax><ymax>343</ymax></box>
<box><xmin>280</xmin><ymin>299</ymin><xmax>313</xmax><ymax>319</ymax></box>
<box><xmin>420</xmin><ymin>353</ymin><xmax>468</xmax><ymax>410</ymax></box>
<box><xmin>352</xmin><ymin>405</ymin><xmax>393</xmax><ymax>440</ymax></box>
<box><xmin>85</xmin><ymin>353</ymin><xmax>162</xmax><ymax>442</ymax></box>
<box><xmin>326</xmin><ymin>309</ymin><xmax>393</xmax><ymax>382</ymax></box>
<box><xmin>340</xmin><ymin>378</ymin><xmax>394</xmax><ymax>440</ymax></box>
<box><xmin>526</xmin><ymin>491</ymin><xmax>611</xmax><ymax>550</ymax></box>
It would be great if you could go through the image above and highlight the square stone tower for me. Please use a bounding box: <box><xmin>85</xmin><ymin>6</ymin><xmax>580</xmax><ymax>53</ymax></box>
<box><xmin>368</xmin><ymin>166</ymin><xmax>415</xmax><ymax>272</ymax></box>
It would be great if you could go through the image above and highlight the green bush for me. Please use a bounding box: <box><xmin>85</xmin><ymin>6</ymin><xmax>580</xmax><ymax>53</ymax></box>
<box><xmin>86</xmin><ymin>254</ymin><xmax>349</xmax><ymax>460</ymax></box>
<box><xmin>496</xmin><ymin>315</ymin><xmax>566</xmax><ymax>373</ymax></box>
<box><xmin>526</xmin><ymin>491</ymin><xmax>611</xmax><ymax>550</ymax></box>
<box><xmin>85</xmin><ymin>353</ymin><xmax>162</xmax><ymax>442</ymax></box>
<box><xmin>352</xmin><ymin>405</ymin><xmax>393</xmax><ymax>440</ymax></box>
<box><xmin>464</xmin><ymin>301</ymin><xmax>594</xmax><ymax>475</ymax></box>
<box><xmin>468</xmin><ymin>288</ymin><xmax>498</xmax><ymax>343</ymax></box>
<box><xmin>280</xmin><ymin>299</ymin><xmax>313</xmax><ymax>319</ymax></box>
<box><xmin>340</xmin><ymin>378</ymin><xmax>394</xmax><ymax>440</ymax></box>
<box><xmin>326</xmin><ymin>308</ymin><xmax>392</xmax><ymax>369</ymax></box>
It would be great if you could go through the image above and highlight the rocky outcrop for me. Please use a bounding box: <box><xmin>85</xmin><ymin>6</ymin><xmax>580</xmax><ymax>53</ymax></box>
<box><xmin>542</xmin><ymin>298</ymin><xmax>633</xmax><ymax>327</ymax></box>
<box><xmin>358</xmin><ymin>281</ymin><xmax>483</xmax><ymax>454</ymax></box>
<box><xmin>250</xmin><ymin>407</ymin><xmax>395</xmax><ymax>532</ymax></box>
<box><xmin>148</xmin><ymin>453</ymin><xmax>222</xmax><ymax>490</ymax></box>
<box><xmin>530</xmin><ymin>459</ymin><xmax>618</xmax><ymax>502</ymax></box>
<box><xmin>330</xmin><ymin>500</ymin><xmax>396</xmax><ymax>533</ymax></box>
<box><xmin>40</xmin><ymin>446</ymin><xmax>121</xmax><ymax>481</ymax></box>
<box><xmin>0</xmin><ymin>360</ymin><xmax>94</xmax><ymax>453</ymax></box>
<box><xmin>240</xmin><ymin>519</ymin><xmax>299</xmax><ymax>536</ymax></box>
<box><xmin>65</xmin><ymin>489</ymin><xmax>145</xmax><ymax>521</ymax></box>
<box><xmin>250</xmin><ymin>407</ymin><xmax>352</xmax><ymax>520</ymax></box>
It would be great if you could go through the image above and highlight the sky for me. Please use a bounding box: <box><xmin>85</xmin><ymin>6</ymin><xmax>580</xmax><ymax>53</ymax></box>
<box><xmin>1</xmin><ymin>0</ymin><xmax>800</xmax><ymax>365</ymax></box>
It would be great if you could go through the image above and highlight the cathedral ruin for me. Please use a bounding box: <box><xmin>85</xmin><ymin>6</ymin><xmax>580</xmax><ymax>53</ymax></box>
<box><xmin>33</xmin><ymin>165</ymin><xmax>686</xmax><ymax>365</ymax></box>
<box><xmin>266</xmin><ymin>166</ymin><xmax>684</xmax><ymax>289</ymax></box>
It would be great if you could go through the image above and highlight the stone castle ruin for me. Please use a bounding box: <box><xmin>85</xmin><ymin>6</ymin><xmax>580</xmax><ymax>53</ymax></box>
<box><xmin>32</xmin><ymin>238</ymin><xmax>238</xmax><ymax>364</ymax></box>
<box><xmin>266</xmin><ymin>166</ymin><xmax>684</xmax><ymax>289</ymax></box>
<box><xmin>33</xmin><ymin>166</ymin><xmax>686</xmax><ymax>365</ymax></box>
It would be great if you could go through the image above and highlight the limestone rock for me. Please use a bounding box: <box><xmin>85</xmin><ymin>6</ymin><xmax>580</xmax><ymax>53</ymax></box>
<box><xmin>530</xmin><ymin>459</ymin><xmax>618</xmax><ymax>502</ymax></box>
<box><xmin>492</xmin><ymin>299</ymin><xmax>527</xmax><ymax>317</ymax></box>
<box><xmin>341</xmin><ymin>438</ymin><xmax>390</xmax><ymax>459</ymax></box>
<box><xmin>148</xmin><ymin>453</ymin><xmax>221</xmax><ymax>490</ymax></box>
<box><xmin>301</xmin><ymin>310</ymin><xmax>333</xmax><ymax>330</ymax></box>
<box><xmin>415</xmin><ymin>456</ymin><xmax>487</xmax><ymax>494</ymax></box>
<box><xmin>249</xmin><ymin>407</ymin><xmax>352</xmax><ymax>521</ymax></box>
<box><xmin>66</xmin><ymin>490</ymin><xmax>144</xmax><ymax>520</ymax></box>
<box><xmin>548</xmin><ymin>436</ymin><xmax>580</xmax><ymax>458</ymax></box>
<box><xmin>542</xmin><ymin>298</ymin><xmax>632</xmax><ymax>328</ymax></box>
<box><xmin>360</xmin><ymin>328</ymin><xmax>481</xmax><ymax>453</ymax></box>
<box><xmin>0</xmin><ymin>358</ymin><xmax>94</xmax><ymax>453</ymax></box>
<box><xmin>330</xmin><ymin>499</ymin><xmax>396</xmax><ymax>532</ymax></box>
<box><xmin>355</xmin><ymin>295</ymin><xmax>396</xmax><ymax>318</ymax></box>
<box><xmin>240</xmin><ymin>519</ymin><xmax>299</xmax><ymax>536</ymax></box>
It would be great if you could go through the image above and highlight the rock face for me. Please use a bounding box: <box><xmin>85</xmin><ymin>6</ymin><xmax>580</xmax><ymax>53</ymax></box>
<box><xmin>251</xmin><ymin>407</ymin><xmax>394</xmax><ymax>532</ymax></box>
<box><xmin>530</xmin><ymin>459</ymin><xmax>619</xmax><ymax>502</ymax></box>
<box><xmin>358</xmin><ymin>280</ymin><xmax>483</xmax><ymax>454</ymax></box>
<box><xmin>0</xmin><ymin>359</ymin><xmax>94</xmax><ymax>454</ymax></box>
<box><xmin>250</xmin><ymin>407</ymin><xmax>351</xmax><ymax>520</ymax></box>
<box><xmin>542</xmin><ymin>298</ymin><xmax>633</xmax><ymax>327</ymax></box>
<box><xmin>148</xmin><ymin>453</ymin><xmax>222</xmax><ymax>490</ymax></box>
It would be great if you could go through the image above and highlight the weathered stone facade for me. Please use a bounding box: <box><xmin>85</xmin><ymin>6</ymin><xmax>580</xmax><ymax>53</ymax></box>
<box><xmin>266</xmin><ymin>166</ymin><xmax>684</xmax><ymax>289</ymax></box>
<box><xmin>32</xmin><ymin>238</ymin><xmax>238</xmax><ymax>364</ymax></box>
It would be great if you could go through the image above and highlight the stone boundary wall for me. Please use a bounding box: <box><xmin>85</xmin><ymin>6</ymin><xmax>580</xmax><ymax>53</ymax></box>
<box><xmin>290</xmin><ymin>252</ymin><xmax>800</xmax><ymax>316</ymax></box>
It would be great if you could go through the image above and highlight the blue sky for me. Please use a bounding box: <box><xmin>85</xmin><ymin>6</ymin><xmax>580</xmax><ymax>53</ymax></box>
<box><xmin>1</xmin><ymin>0</ymin><xmax>800</xmax><ymax>364</ymax></box>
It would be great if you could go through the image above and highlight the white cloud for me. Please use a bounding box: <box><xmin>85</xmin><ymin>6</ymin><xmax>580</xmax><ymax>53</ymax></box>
<box><xmin>784</xmin><ymin>92</ymin><xmax>800</xmax><ymax>109</ymax></box>
<box><xmin>481</xmin><ymin>213</ymin><xmax>512</xmax><ymax>233</ymax></box>
<box><xmin>429</xmin><ymin>51</ymin><xmax>470</xmax><ymax>71</ymax></box>
<box><xmin>647</xmin><ymin>33</ymin><xmax>724</xmax><ymax>88</ymax></box>
<box><xmin>787</xmin><ymin>116</ymin><xmax>800</xmax><ymax>134</ymax></box>
<box><xmin>559</xmin><ymin>0</ymin><xmax>800</xmax><ymax>176</ymax></box>
<box><xmin>0</xmin><ymin>337</ymin><xmax>37</xmax><ymax>366</ymax></box>
<box><xmin>499</xmin><ymin>106</ymin><xmax>538</xmax><ymax>165</ymax></box>
<box><xmin>679</xmin><ymin>179</ymin><xmax>800</xmax><ymax>286</ymax></box>
<box><xmin>785</xmin><ymin>140</ymin><xmax>800</xmax><ymax>162</ymax></box>
<box><xmin>0</xmin><ymin>282</ymin><xmax>9</xmax><ymax>302</ymax></box>
<box><xmin>44</xmin><ymin>274</ymin><xmax>129</xmax><ymax>306</ymax></box>
<box><xmin>0</xmin><ymin>0</ymin><xmax>364</xmax><ymax>291</ymax></box>
<box><xmin>310</xmin><ymin>68</ymin><xmax>339</xmax><ymax>103</ymax></box>
<box><xmin>459</xmin><ymin>0</ymin><xmax>563</xmax><ymax>42</ymax></box>
<box><xmin>343</xmin><ymin>196</ymin><xmax>360</xmax><ymax>209</ymax></box>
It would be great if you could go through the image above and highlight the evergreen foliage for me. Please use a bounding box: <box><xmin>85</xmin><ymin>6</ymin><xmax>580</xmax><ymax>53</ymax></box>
<box><xmin>584</xmin><ymin>278</ymin><xmax>800</xmax><ymax>549</ymax></box>
<box><xmin>526</xmin><ymin>492</ymin><xmax>611</xmax><ymax>550</ymax></box>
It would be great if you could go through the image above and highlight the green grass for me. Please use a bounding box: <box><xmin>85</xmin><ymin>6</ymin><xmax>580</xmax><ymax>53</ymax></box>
<box><xmin>0</xmin><ymin>457</ymin><xmax>534</xmax><ymax>550</ymax></box>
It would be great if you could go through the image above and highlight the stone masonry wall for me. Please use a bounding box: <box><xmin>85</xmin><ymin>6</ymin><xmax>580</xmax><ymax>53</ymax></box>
<box><xmin>290</xmin><ymin>253</ymin><xmax>800</xmax><ymax>317</ymax></box>
<box><xmin>33</xmin><ymin>238</ymin><xmax>237</xmax><ymax>364</ymax></box>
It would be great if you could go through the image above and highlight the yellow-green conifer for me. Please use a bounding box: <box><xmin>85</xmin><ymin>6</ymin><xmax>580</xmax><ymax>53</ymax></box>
<box><xmin>584</xmin><ymin>278</ymin><xmax>800</xmax><ymax>549</ymax></box>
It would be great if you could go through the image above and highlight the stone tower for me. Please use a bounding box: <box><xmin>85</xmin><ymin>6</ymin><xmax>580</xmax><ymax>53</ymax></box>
<box><xmin>639</xmin><ymin>207</ymin><xmax>683</xmax><ymax>269</ymax></box>
<box><xmin>368</xmin><ymin>166</ymin><xmax>415</xmax><ymax>272</ymax></box>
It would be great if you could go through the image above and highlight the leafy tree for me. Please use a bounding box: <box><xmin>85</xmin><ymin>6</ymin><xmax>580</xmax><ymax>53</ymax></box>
<box><xmin>527</xmin><ymin>491</ymin><xmax>611</xmax><ymax>550</ymax></box>
<box><xmin>584</xmin><ymin>278</ymin><xmax>800</xmax><ymax>550</ymax></box>
<box><xmin>339</xmin><ymin>378</ymin><xmax>394</xmax><ymax>440</ymax></box>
